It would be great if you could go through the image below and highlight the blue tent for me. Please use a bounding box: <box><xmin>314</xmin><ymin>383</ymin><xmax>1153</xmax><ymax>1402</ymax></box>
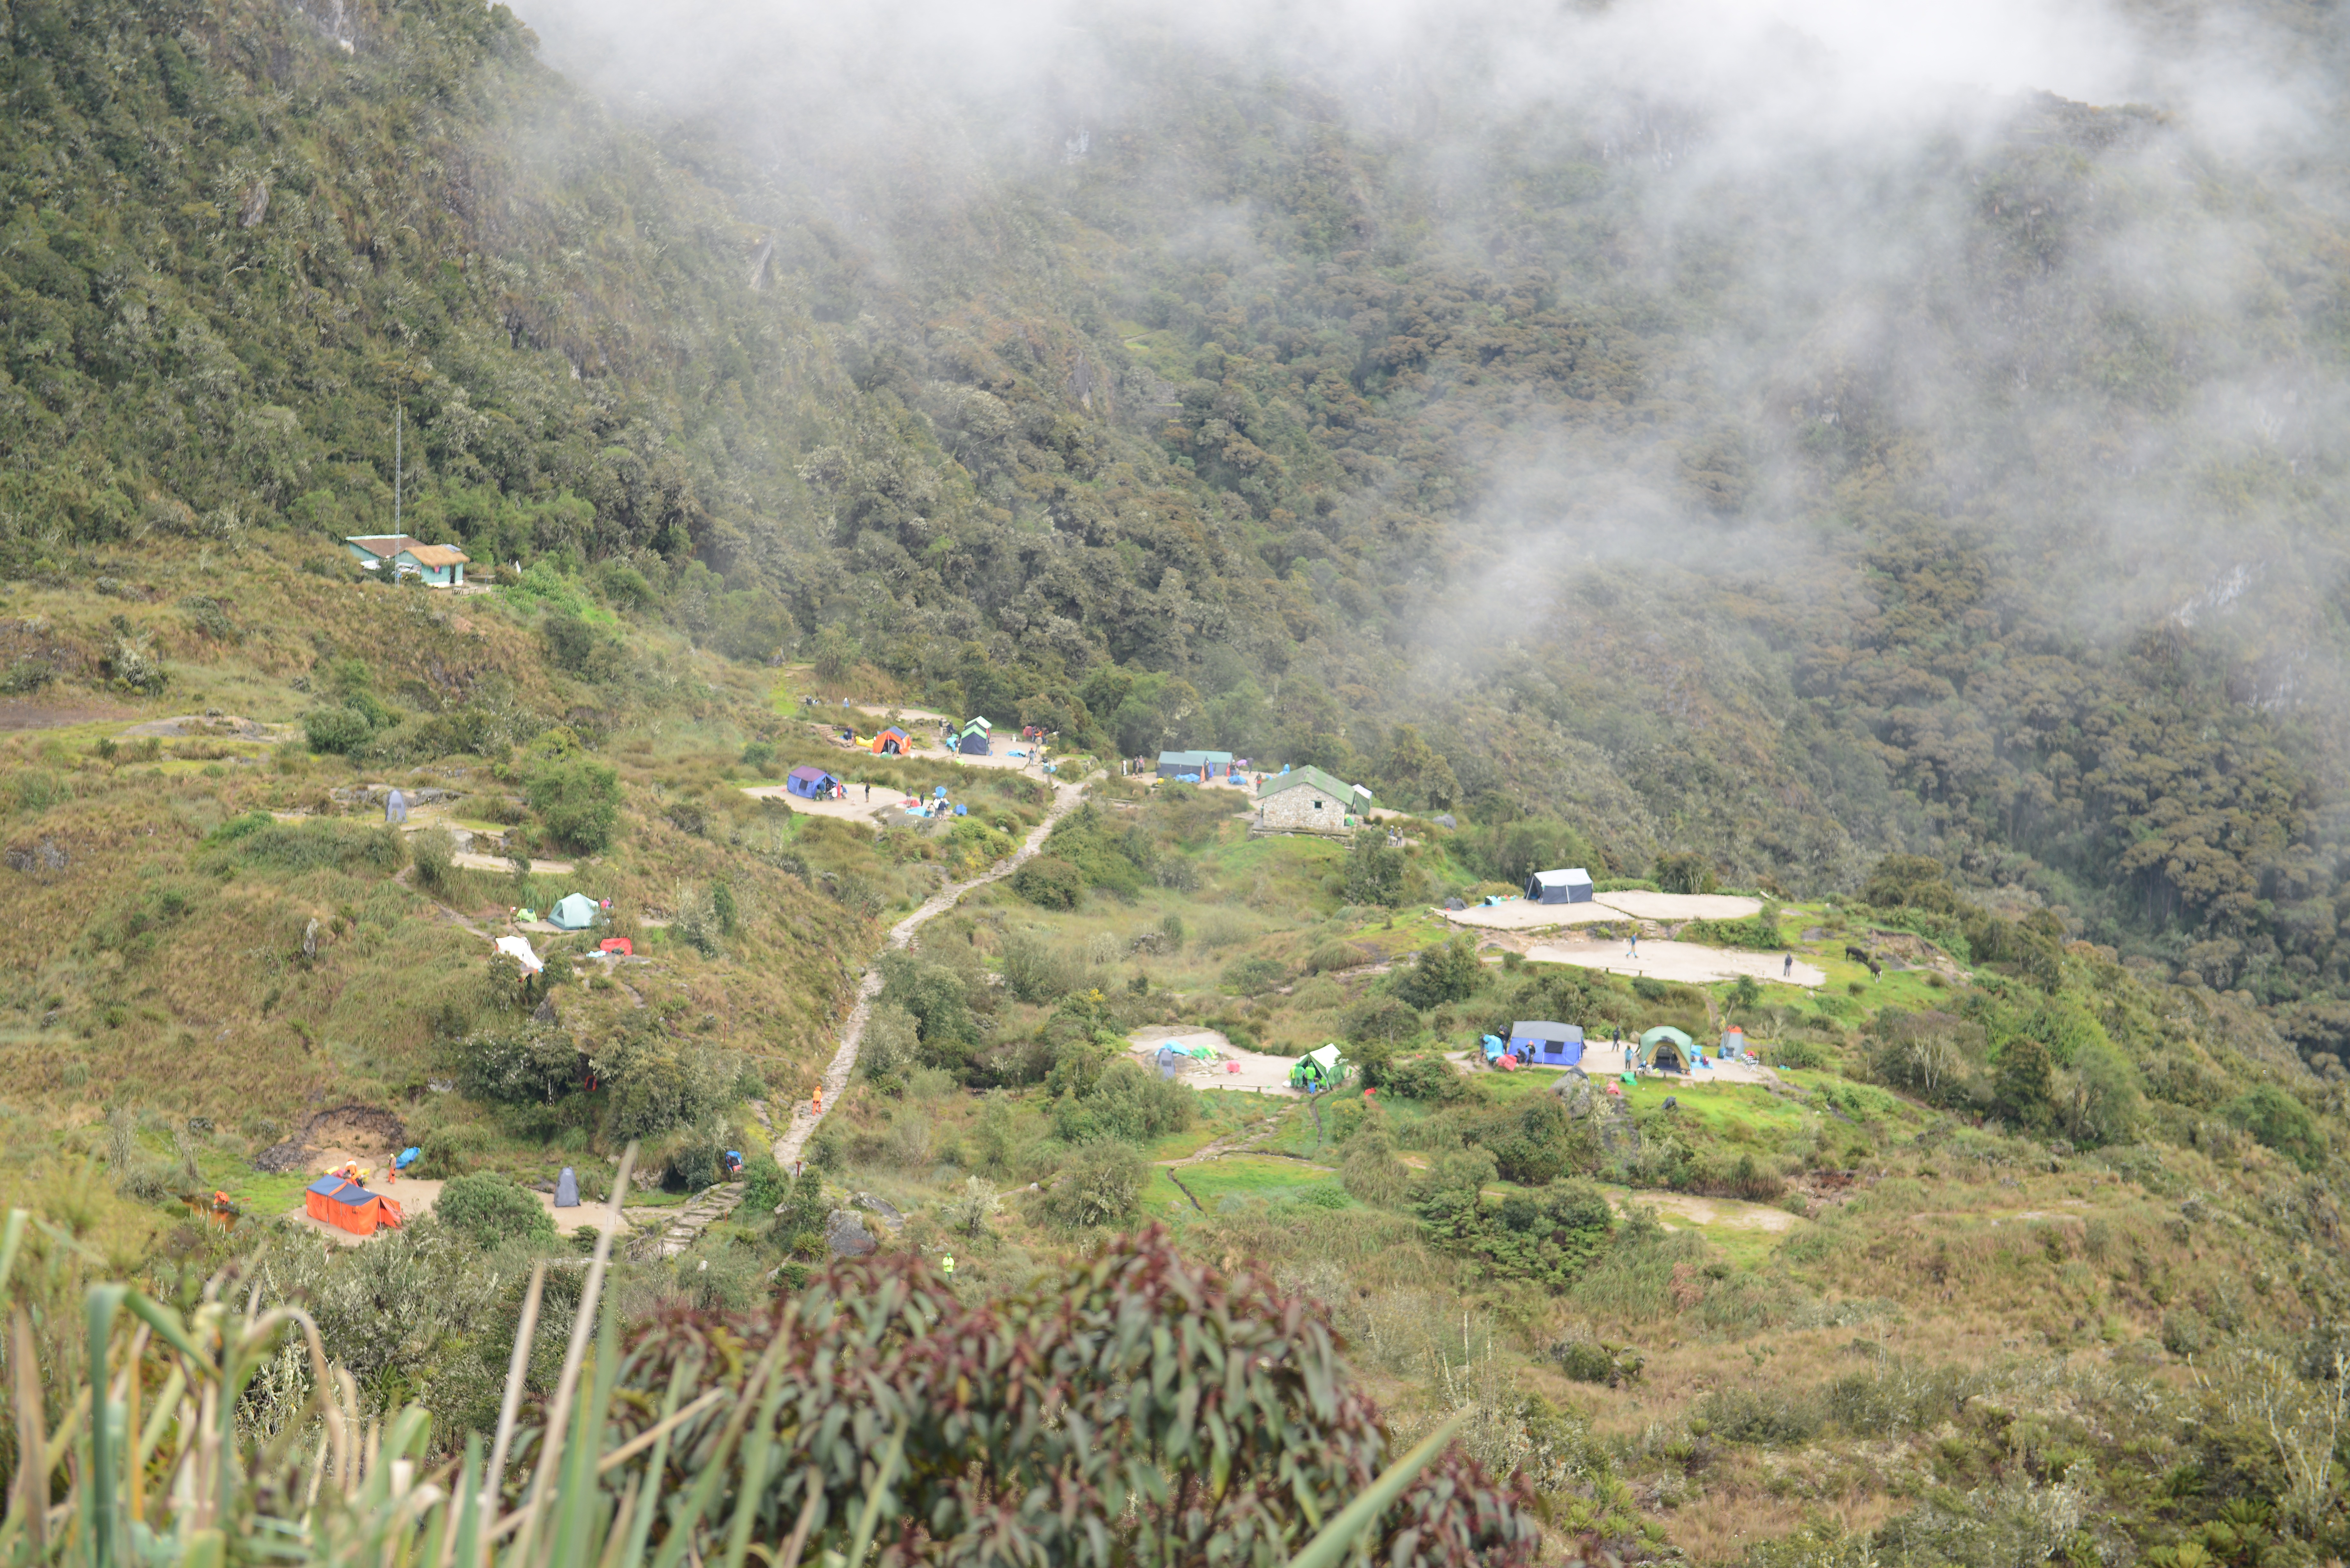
<box><xmin>786</xmin><ymin>765</ymin><xmax>840</xmax><ymax>799</ymax></box>
<box><xmin>1508</xmin><ymin>1021</ymin><xmax>1584</xmax><ymax>1067</ymax></box>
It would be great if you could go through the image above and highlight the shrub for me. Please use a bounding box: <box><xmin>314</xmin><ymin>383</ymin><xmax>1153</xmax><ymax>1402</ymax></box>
<box><xmin>302</xmin><ymin>705</ymin><xmax>375</xmax><ymax>754</ymax></box>
<box><xmin>1223</xmin><ymin>954</ymin><xmax>1291</xmax><ymax>994</ymax></box>
<box><xmin>738</xmin><ymin>1152</ymin><xmax>787</xmax><ymax>1209</ymax></box>
<box><xmin>1340</xmin><ymin>1123</ymin><xmax>1412</xmax><ymax>1207</ymax></box>
<box><xmin>741</xmin><ymin>739</ymin><xmax>778</xmax><ymax>774</ymax></box>
<box><xmin>1343</xmin><ymin>995</ymin><xmax>1423</xmax><ymax>1048</ymax></box>
<box><xmin>410</xmin><ymin>826</ymin><xmax>456</xmax><ymax>895</ymax></box>
<box><xmin>1052</xmin><ymin>1059</ymin><xmax>1195</xmax><ymax>1144</ymax></box>
<box><xmin>1380</xmin><ymin>1055</ymin><xmax>1467</xmax><ymax>1104</ymax></box>
<box><xmin>1696</xmin><ymin>1385</ymin><xmax>1823</xmax><ymax>1445</ymax></box>
<box><xmin>940</xmin><ymin>1175</ymin><xmax>1002</xmax><ymax>1237</ymax></box>
<box><xmin>1001</xmin><ymin>935</ymin><xmax>1082</xmax><ymax>1003</ymax></box>
<box><xmin>1038</xmin><ymin>1141</ymin><xmax>1146</xmax><ymax>1228</ymax></box>
<box><xmin>448</xmin><ymin>1025</ymin><xmax>582</xmax><ymax>1105</ymax></box>
<box><xmin>436</xmin><ymin>1172</ymin><xmax>557</xmax><ymax>1250</ymax></box>
<box><xmin>859</xmin><ymin>1002</ymin><xmax>919</xmax><ymax>1082</ymax></box>
<box><xmin>1391</xmin><ymin>938</ymin><xmax>1483</xmax><ymax>1009</ymax></box>
<box><xmin>1551</xmin><ymin>1338</ymin><xmax>1645</xmax><ymax>1387</ymax></box>
<box><xmin>662</xmin><ymin>1142</ymin><xmax>726</xmax><ymax>1193</ymax></box>
<box><xmin>1012</xmin><ymin>854</ymin><xmax>1085</xmax><ymax>909</ymax></box>
<box><xmin>528</xmin><ymin>758</ymin><xmax>623</xmax><ymax>854</ymax></box>
<box><xmin>1653</xmin><ymin>852</ymin><xmax>1718</xmax><ymax>895</ymax></box>
<box><xmin>593</xmin><ymin>1032</ymin><xmax>738</xmax><ymax>1141</ymax></box>
<box><xmin>210</xmin><ymin>818</ymin><xmax>405</xmax><ymax>874</ymax></box>
<box><xmin>2224</xmin><ymin>1084</ymin><xmax>2324</xmax><ymax>1171</ymax></box>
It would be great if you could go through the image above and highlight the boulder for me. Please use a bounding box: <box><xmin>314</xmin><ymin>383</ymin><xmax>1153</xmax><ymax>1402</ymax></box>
<box><xmin>826</xmin><ymin>1210</ymin><xmax>877</xmax><ymax>1258</ymax></box>
<box><xmin>852</xmin><ymin>1192</ymin><xmax>906</xmax><ymax>1231</ymax></box>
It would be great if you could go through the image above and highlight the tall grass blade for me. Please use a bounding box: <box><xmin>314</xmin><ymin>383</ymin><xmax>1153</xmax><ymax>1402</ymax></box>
<box><xmin>1280</xmin><ymin>1411</ymin><xmax>1467</xmax><ymax>1568</ymax></box>
<box><xmin>840</xmin><ymin>1428</ymin><xmax>906</xmax><ymax>1568</ymax></box>
<box><xmin>486</xmin><ymin>1260</ymin><xmax>548</xmax><ymax>1518</ymax></box>
<box><xmin>86</xmin><ymin>1284</ymin><xmax>127</xmax><ymax>1568</ymax></box>
<box><xmin>8</xmin><ymin>1306</ymin><xmax>49</xmax><ymax>1557</ymax></box>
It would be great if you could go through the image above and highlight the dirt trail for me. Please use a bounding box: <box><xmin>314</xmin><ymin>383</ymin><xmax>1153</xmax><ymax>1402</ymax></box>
<box><xmin>768</xmin><ymin>772</ymin><xmax>1093</xmax><ymax>1173</ymax></box>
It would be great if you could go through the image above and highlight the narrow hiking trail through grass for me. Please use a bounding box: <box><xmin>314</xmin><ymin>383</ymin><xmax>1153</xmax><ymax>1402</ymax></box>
<box><xmin>770</xmin><ymin>772</ymin><xmax>1094</xmax><ymax>1171</ymax></box>
<box><xmin>638</xmin><ymin>772</ymin><xmax>1090</xmax><ymax>1255</ymax></box>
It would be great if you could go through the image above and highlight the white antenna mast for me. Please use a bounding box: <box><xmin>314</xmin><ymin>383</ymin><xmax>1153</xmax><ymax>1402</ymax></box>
<box><xmin>394</xmin><ymin>405</ymin><xmax>403</xmax><ymax>534</ymax></box>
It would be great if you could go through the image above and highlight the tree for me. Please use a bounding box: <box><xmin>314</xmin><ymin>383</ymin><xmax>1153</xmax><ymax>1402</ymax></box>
<box><xmin>435</xmin><ymin>1172</ymin><xmax>557</xmax><ymax>1250</ymax></box>
<box><xmin>449</xmin><ymin>1024</ymin><xmax>580</xmax><ymax>1104</ymax></box>
<box><xmin>1392</xmin><ymin>938</ymin><xmax>1483</xmax><ymax>1009</ymax></box>
<box><xmin>1343</xmin><ymin>826</ymin><xmax>1405</xmax><ymax>905</ymax></box>
<box><xmin>1991</xmin><ymin>1037</ymin><xmax>2053</xmax><ymax>1132</ymax></box>
<box><xmin>1011</xmin><ymin>854</ymin><xmax>1085</xmax><ymax>909</ymax></box>
<box><xmin>610</xmin><ymin>1230</ymin><xmax>1539</xmax><ymax>1564</ymax></box>
<box><xmin>2225</xmin><ymin>1084</ymin><xmax>2325</xmax><ymax>1171</ymax></box>
<box><xmin>2057</xmin><ymin>1039</ymin><xmax>2142</xmax><ymax>1147</ymax></box>
<box><xmin>1380</xmin><ymin>725</ymin><xmax>1460</xmax><ymax>809</ymax></box>
<box><xmin>1037</xmin><ymin>1141</ymin><xmax>1147</xmax><ymax>1228</ymax></box>
<box><xmin>528</xmin><ymin>758</ymin><xmax>623</xmax><ymax>854</ymax></box>
<box><xmin>1654</xmin><ymin>852</ymin><xmax>1718</xmax><ymax>896</ymax></box>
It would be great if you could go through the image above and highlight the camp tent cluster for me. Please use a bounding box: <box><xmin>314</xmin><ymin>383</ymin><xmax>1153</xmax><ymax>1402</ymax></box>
<box><xmin>1152</xmin><ymin>1038</ymin><xmax>1224</xmax><ymax>1078</ymax></box>
<box><xmin>957</xmin><ymin>716</ymin><xmax>992</xmax><ymax>755</ymax></box>
<box><xmin>1157</xmin><ymin>749</ymin><xmax>1236</xmax><ymax>781</ymax></box>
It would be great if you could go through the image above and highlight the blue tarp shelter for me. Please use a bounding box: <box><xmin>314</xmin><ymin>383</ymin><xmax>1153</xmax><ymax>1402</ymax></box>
<box><xmin>1508</xmin><ymin>1021</ymin><xmax>1584</xmax><ymax>1067</ymax></box>
<box><xmin>786</xmin><ymin>765</ymin><xmax>840</xmax><ymax>799</ymax></box>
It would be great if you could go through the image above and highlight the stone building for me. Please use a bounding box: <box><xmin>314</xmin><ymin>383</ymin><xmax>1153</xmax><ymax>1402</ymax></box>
<box><xmin>1254</xmin><ymin>766</ymin><xmax>1361</xmax><ymax>834</ymax></box>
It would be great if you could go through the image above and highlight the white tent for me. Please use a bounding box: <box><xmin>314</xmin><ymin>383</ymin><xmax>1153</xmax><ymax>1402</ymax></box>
<box><xmin>493</xmin><ymin>935</ymin><xmax>544</xmax><ymax>975</ymax></box>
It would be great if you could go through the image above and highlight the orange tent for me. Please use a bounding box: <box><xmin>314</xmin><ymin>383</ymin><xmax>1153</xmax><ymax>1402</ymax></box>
<box><xmin>304</xmin><ymin>1176</ymin><xmax>404</xmax><ymax>1236</ymax></box>
<box><xmin>871</xmin><ymin>727</ymin><xmax>908</xmax><ymax>755</ymax></box>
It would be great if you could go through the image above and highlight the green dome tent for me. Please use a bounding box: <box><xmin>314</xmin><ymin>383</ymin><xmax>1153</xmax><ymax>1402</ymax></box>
<box><xmin>549</xmin><ymin>893</ymin><xmax>599</xmax><ymax>931</ymax></box>
<box><xmin>1639</xmin><ymin>1026</ymin><xmax>1694</xmax><ymax>1074</ymax></box>
<box><xmin>1289</xmin><ymin>1044</ymin><xmax>1347</xmax><ymax>1091</ymax></box>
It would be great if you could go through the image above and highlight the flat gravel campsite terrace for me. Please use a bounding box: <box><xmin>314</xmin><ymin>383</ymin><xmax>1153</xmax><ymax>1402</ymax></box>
<box><xmin>1440</xmin><ymin>890</ymin><xmax>1764</xmax><ymax>931</ymax></box>
<box><xmin>1523</xmin><ymin>935</ymin><xmax>1826</xmax><ymax>989</ymax></box>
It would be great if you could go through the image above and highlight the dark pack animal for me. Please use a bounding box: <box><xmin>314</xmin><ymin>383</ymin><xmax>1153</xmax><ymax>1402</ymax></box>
<box><xmin>1845</xmin><ymin>943</ymin><xmax>1882</xmax><ymax>978</ymax></box>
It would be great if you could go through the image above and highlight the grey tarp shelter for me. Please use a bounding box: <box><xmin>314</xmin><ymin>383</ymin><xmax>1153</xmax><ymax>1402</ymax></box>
<box><xmin>555</xmin><ymin>1168</ymin><xmax>579</xmax><ymax>1208</ymax></box>
<box><xmin>1525</xmin><ymin>867</ymin><xmax>1594</xmax><ymax>904</ymax></box>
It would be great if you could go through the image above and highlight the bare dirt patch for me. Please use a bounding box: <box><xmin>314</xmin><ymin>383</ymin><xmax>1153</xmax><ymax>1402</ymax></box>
<box><xmin>1616</xmin><ymin>1189</ymin><xmax>1803</xmax><ymax>1233</ymax></box>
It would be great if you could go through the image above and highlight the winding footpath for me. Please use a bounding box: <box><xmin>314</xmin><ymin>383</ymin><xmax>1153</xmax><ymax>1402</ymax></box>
<box><xmin>772</xmin><ymin>772</ymin><xmax>1090</xmax><ymax>1170</ymax></box>
<box><xmin>645</xmin><ymin>772</ymin><xmax>1091</xmax><ymax>1257</ymax></box>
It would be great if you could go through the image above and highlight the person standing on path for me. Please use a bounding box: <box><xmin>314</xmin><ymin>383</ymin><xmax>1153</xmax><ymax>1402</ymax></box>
<box><xmin>812</xmin><ymin>1085</ymin><xmax>823</xmax><ymax>1118</ymax></box>
<box><xmin>1783</xmin><ymin>953</ymin><xmax>1793</xmax><ymax>979</ymax></box>
<box><xmin>1626</xmin><ymin>929</ymin><xmax>1639</xmax><ymax>959</ymax></box>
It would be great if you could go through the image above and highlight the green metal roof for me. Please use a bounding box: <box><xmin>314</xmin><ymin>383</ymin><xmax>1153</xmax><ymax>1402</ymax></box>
<box><xmin>1257</xmin><ymin>765</ymin><xmax>1360</xmax><ymax>802</ymax></box>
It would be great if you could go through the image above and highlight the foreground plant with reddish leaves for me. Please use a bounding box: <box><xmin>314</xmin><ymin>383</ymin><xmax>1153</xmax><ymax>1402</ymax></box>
<box><xmin>609</xmin><ymin>1225</ymin><xmax>1542</xmax><ymax>1567</ymax></box>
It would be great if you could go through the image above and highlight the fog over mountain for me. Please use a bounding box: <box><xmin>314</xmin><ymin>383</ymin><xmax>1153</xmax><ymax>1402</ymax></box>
<box><xmin>496</xmin><ymin>0</ymin><xmax>2350</xmax><ymax>1004</ymax></box>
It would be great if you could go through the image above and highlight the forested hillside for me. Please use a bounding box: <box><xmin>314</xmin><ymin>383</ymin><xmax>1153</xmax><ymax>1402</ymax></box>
<box><xmin>14</xmin><ymin>0</ymin><xmax>2350</xmax><ymax>1067</ymax></box>
<box><xmin>7</xmin><ymin>0</ymin><xmax>2350</xmax><ymax>1029</ymax></box>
